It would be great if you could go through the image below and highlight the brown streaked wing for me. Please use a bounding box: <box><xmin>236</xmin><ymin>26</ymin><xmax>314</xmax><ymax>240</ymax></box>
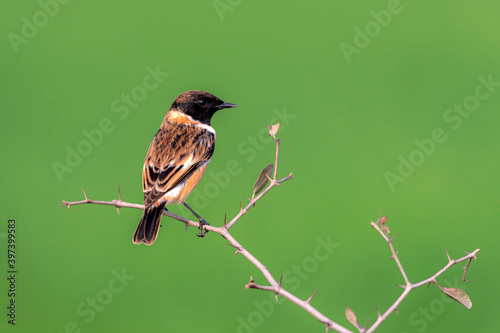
<box><xmin>142</xmin><ymin>122</ymin><xmax>215</xmax><ymax>208</ymax></box>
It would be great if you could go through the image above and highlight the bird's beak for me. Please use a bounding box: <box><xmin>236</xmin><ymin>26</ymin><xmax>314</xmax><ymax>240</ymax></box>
<box><xmin>217</xmin><ymin>102</ymin><xmax>237</xmax><ymax>109</ymax></box>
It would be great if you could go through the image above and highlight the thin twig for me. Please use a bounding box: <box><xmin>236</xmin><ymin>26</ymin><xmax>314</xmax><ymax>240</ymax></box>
<box><xmin>225</xmin><ymin>173</ymin><xmax>292</xmax><ymax>230</ymax></box>
<box><xmin>62</xmin><ymin>189</ymin><xmax>216</xmax><ymax>231</ymax></box>
<box><xmin>273</xmin><ymin>138</ymin><xmax>280</xmax><ymax>181</ymax></box>
<box><xmin>371</xmin><ymin>224</ymin><xmax>409</xmax><ymax>285</ymax></box>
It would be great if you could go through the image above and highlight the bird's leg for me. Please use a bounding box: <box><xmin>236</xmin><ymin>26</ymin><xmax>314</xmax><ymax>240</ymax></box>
<box><xmin>182</xmin><ymin>202</ymin><xmax>210</xmax><ymax>237</ymax></box>
<box><xmin>160</xmin><ymin>207</ymin><xmax>169</xmax><ymax>227</ymax></box>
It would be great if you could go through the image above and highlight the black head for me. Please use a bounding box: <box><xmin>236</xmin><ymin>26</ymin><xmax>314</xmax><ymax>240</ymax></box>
<box><xmin>170</xmin><ymin>90</ymin><xmax>237</xmax><ymax>125</ymax></box>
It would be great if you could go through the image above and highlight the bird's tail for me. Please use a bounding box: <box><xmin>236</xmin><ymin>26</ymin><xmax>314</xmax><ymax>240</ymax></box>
<box><xmin>133</xmin><ymin>202</ymin><xmax>167</xmax><ymax>245</ymax></box>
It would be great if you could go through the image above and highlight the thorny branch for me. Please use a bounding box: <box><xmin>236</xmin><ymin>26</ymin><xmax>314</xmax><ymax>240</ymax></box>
<box><xmin>62</xmin><ymin>125</ymin><xmax>480</xmax><ymax>333</ymax></box>
<box><xmin>364</xmin><ymin>218</ymin><xmax>479</xmax><ymax>333</ymax></box>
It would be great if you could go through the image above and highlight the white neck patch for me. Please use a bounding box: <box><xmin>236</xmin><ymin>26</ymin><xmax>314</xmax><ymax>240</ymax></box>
<box><xmin>169</xmin><ymin>110</ymin><xmax>216</xmax><ymax>136</ymax></box>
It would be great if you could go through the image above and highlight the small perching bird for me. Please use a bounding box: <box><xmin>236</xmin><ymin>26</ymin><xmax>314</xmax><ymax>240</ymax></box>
<box><xmin>133</xmin><ymin>90</ymin><xmax>236</xmax><ymax>245</ymax></box>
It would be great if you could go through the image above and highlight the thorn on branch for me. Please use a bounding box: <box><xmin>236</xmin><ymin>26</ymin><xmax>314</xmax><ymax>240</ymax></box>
<box><xmin>275</xmin><ymin>275</ymin><xmax>283</xmax><ymax>301</ymax></box>
<box><xmin>264</xmin><ymin>172</ymin><xmax>280</xmax><ymax>187</ymax></box>
<box><xmin>390</xmin><ymin>249</ymin><xmax>399</xmax><ymax>260</ymax></box>
<box><xmin>444</xmin><ymin>248</ymin><xmax>451</xmax><ymax>262</ymax></box>
<box><xmin>227</xmin><ymin>243</ymin><xmax>243</xmax><ymax>256</ymax></box>
<box><xmin>245</xmin><ymin>276</ymin><xmax>256</xmax><ymax>289</ymax></box>
<box><xmin>364</xmin><ymin>318</ymin><xmax>370</xmax><ymax>332</ymax></box>
<box><xmin>462</xmin><ymin>257</ymin><xmax>474</xmax><ymax>282</ymax></box>
<box><xmin>239</xmin><ymin>201</ymin><xmax>247</xmax><ymax>214</ymax></box>
<box><xmin>306</xmin><ymin>289</ymin><xmax>318</xmax><ymax>304</ymax></box>
<box><xmin>115</xmin><ymin>187</ymin><xmax>122</xmax><ymax>215</ymax></box>
<box><xmin>463</xmin><ymin>249</ymin><xmax>478</xmax><ymax>261</ymax></box>
<box><xmin>82</xmin><ymin>187</ymin><xmax>88</xmax><ymax>201</ymax></box>
<box><xmin>264</xmin><ymin>172</ymin><xmax>272</xmax><ymax>182</ymax></box>
<box><xmin>389</xmin><ymin>234</ymin><xmax>398</xmax><ymax>243</ymax></box>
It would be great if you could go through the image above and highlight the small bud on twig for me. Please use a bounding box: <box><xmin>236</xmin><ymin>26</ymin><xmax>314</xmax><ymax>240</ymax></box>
<box><xmin>268</xmin><ymin>123</ymin><xmax>280</xmax><ymax>140</ymax></box>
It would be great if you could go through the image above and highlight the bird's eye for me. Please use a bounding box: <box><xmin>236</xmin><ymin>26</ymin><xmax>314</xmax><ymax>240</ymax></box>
<box><xmin>198</xmin><ymin>99</ymin><xmax>207</xmax><ymax>107</ymax></box>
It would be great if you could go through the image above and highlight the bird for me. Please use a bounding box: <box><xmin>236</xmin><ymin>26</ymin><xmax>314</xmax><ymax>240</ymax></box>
<box><xmin>133</xmin><ymin>90</ymin><xmax>236</xmax><ymax>245</ymax></box>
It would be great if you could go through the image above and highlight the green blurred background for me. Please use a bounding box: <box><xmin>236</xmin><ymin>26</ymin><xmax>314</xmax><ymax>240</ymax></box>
<box><xmin>1</xmin><ymin>0</ymin><xmax>499</xmax><ymax>332</ymax></box>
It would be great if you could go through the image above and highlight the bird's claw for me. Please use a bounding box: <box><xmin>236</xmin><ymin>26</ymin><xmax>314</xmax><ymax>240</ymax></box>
<box><xmin>197</xmin><ymin>219</ymin><xmax>210</xmax><ymax>237</ymax></box>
